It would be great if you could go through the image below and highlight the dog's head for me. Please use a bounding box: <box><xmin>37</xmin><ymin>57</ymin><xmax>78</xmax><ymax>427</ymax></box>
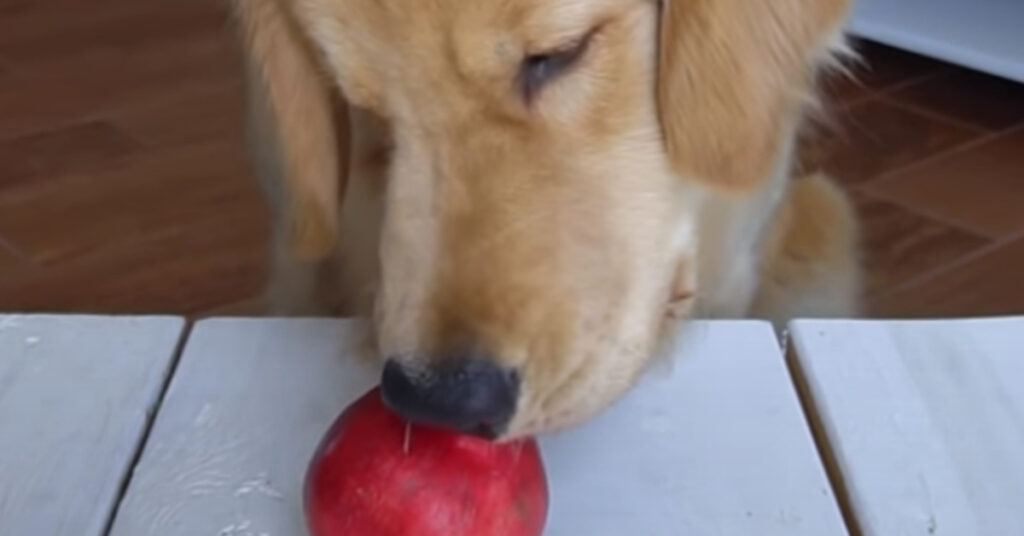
<box><xmin>236</xmin><ymin>0</ymin><xmax>850</xmax><ymax>439</ymax></box>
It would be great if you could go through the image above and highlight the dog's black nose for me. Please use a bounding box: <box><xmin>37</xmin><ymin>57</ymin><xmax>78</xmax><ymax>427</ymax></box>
<box><xmin>380</xmin><ymin>356</ymin><xmax>519</xmax><ymax>439</ymax></box>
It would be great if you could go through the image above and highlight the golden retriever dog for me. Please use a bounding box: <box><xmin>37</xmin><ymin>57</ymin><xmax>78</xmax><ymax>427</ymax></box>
<box><xmin>232</xmin><ymin>0</ymin><xmax>861</xmax><ymax>440</ymax></box>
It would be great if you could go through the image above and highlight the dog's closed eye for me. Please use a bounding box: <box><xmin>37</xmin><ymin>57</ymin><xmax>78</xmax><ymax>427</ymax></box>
<box><xmin>519</xmin><ymin>31</ymin><xmax>595</xmax><ymax>102</ymax></box>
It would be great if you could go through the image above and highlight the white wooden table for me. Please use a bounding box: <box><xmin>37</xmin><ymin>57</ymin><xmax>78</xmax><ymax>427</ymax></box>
<box><xmin>788</xmin><ymin>317</ymin><xmax>1024</xmax><ymax>536</ymax></box>
<box><xmin>2</xmin><ymin>314</ymin><xmax>1022</xmax><ymax>535</ymax></box>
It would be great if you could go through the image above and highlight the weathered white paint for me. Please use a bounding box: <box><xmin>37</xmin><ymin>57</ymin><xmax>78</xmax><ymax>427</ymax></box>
<box><xmin>107</xmin><ymin>318</ymin><xmax>379</xmax><ymax>536</ymax></box>
<box><xmin>0</xmin><ymin>314</ymin><xmax>185</xmax><ymax>536</ymax></box>
<box><xmin>789</xmin><ymin>317</ymin><xmax>1024</xmax><ymax>536</ymax></box>
<box><xmin>540</xmin><ymin>321</ymin><xmax>847</xmax><ymax>535</ymax></box>
<box><xmin>109</xmin><ymin>318</ymin><xmax>846</xmax><ymax>535</ymax></box>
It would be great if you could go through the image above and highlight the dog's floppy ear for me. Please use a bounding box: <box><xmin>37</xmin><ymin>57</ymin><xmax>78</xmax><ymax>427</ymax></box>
<box><xmin>235</xmin><ymin>0</ymin><xmax>345</xmax><ymax>260</ymax></box>
<box><xmin>657</xmin><ymin>0</ymin><xmax>849</xmax><ymax>191</ymax></box>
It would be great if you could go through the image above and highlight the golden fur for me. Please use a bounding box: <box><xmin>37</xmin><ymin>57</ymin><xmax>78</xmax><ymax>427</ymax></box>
<box><xmin>233</xmin><ymin>0</ymin><xmax>861</xmax><ymax>438</ymax></box>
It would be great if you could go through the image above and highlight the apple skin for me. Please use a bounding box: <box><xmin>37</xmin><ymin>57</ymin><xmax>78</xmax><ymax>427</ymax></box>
<box><xmin>304</xmin><ymin>387</ymin><xmax>549</xmax><ymax>536</ymax></box>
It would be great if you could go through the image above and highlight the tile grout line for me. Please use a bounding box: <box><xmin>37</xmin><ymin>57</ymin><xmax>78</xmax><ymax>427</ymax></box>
<box><xmin>854</xmin><ymin>120</ymin><xmax>1024</xmax><ymax>240</ymax></box>
<box><xmin>100</xmin><ymin>115</ymin><xmax>165</xmax><ymax>151</ymax></box>
<box><xmin>859</xmin><ymin>120</ymin><xmax>1024</xmax><ymax>192</ymax></box>
<box><xmin>101</xmin><ymin>77</ymin><xmax>247</xmax><ymax>149</ymax></box>
<box><xmin>822</xmin><ymin>46</ymin><xmax>951</xmax><ymax>113</ymax></box>
<box><xmin>0</xmin><ymin>233</ymin><xmax>34</xmax><ymax>265</ymax></box>
<box><xmin>867</xmin><ymin>67</ymin><xmax>949</xmax><ymax>99</ymax></box>
<box><xmin>866</xmin><ymin>69</ymin><xmax>949</xmax><ymax>100</ymax></box>
<box><xmin>0</xmin><ymin>111</ymin><xmax>111</xmax><ymax>144</ymax></box>
<box><xmin>0</xmin><ymin>71</ymin><xmax>239</xmax><ymax>144</ymax></box>
<box><xmin>869</xmin><ymin>226</ymin><xmax>1024</xmax><ymax>304</ymax></box>
<box><xmin>824</xmin><ymin>56</ymin><xmax>949</xmax><ymax>111</ymax></box>
<box><xmin>877</xmin><ymin>91</ymin><xmax>1005</xmax><ymax>133</ymax></box>
<box><xmin>855</xmin><ymin>186</ymin><xmax>1002</xmax><ymax>240</ymax></box>
<box><xmin>809</xmin><ymin>93</ymin><xmax>993</xmax><ymax>200</ymax></box>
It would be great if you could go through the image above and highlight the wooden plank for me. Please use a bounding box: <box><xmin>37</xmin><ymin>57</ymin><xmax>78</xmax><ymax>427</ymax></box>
<box><xmin>110</xmin><ymin>318</ymin><xmax>846</xmax><ymax>536</ymax></box>
<box><xmin>789</xmin><ymin>317</ymin><xmax>1024</xmax><ymax>535</ymax></box>
<box><xmin>0</xmin><ymin>314</ymin><xmax>186</xmax><ymax>536</ymax></box>
<box><xmin>847</xmin><ymin>0</ymin><xmax>1024</xmax><ymax>83</ymax></box>
<box><xmin>540</xmin><ymin>321</ymin><xmax>846</xmax><ymax>535</ymax></box>
<box><xmin>107</xmin><ymin>318</ymin><xmax>379</xmax><ymax>536</ymax></box>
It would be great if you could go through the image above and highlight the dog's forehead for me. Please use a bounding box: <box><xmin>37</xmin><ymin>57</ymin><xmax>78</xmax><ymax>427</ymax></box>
<box><xmin>297</xmin><ymin>0</ymin><xmax>654</xmax><ymax>118</ymax></box>
<box><xmin>323</xmin><ymin>0</ymin><xmax>629</xmax><ymax>40</ymax></box>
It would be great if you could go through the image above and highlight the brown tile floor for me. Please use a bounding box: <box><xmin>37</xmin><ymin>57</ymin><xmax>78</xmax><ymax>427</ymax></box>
<box><xmin>1</xmin><ymin>2</ymin><xmax>1023</xmax><ymax>319</ymax></box>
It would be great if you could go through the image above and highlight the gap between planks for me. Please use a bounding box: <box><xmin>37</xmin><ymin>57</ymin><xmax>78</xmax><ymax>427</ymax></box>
<box><xmin>100</xmin><ymin>321</ymin><xmax>196</xmax><ymax>536</ymax></box>
<box><xmin>785</xmin><ymin>341</ymin><xmax>864</xmax><ymax>536</ymax></box>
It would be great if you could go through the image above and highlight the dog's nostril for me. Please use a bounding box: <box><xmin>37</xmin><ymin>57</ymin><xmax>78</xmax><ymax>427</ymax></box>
<box><xmin>380</xmin><ymin>357</ymin><xmax>519</xmax><ymax>438</ymax></box>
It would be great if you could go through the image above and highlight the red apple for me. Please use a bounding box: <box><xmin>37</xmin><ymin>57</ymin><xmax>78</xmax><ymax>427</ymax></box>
<box><xmin>304</xmin><ymin>387</ymin><xmax>548</xmax><ymax>536</ymax></box>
